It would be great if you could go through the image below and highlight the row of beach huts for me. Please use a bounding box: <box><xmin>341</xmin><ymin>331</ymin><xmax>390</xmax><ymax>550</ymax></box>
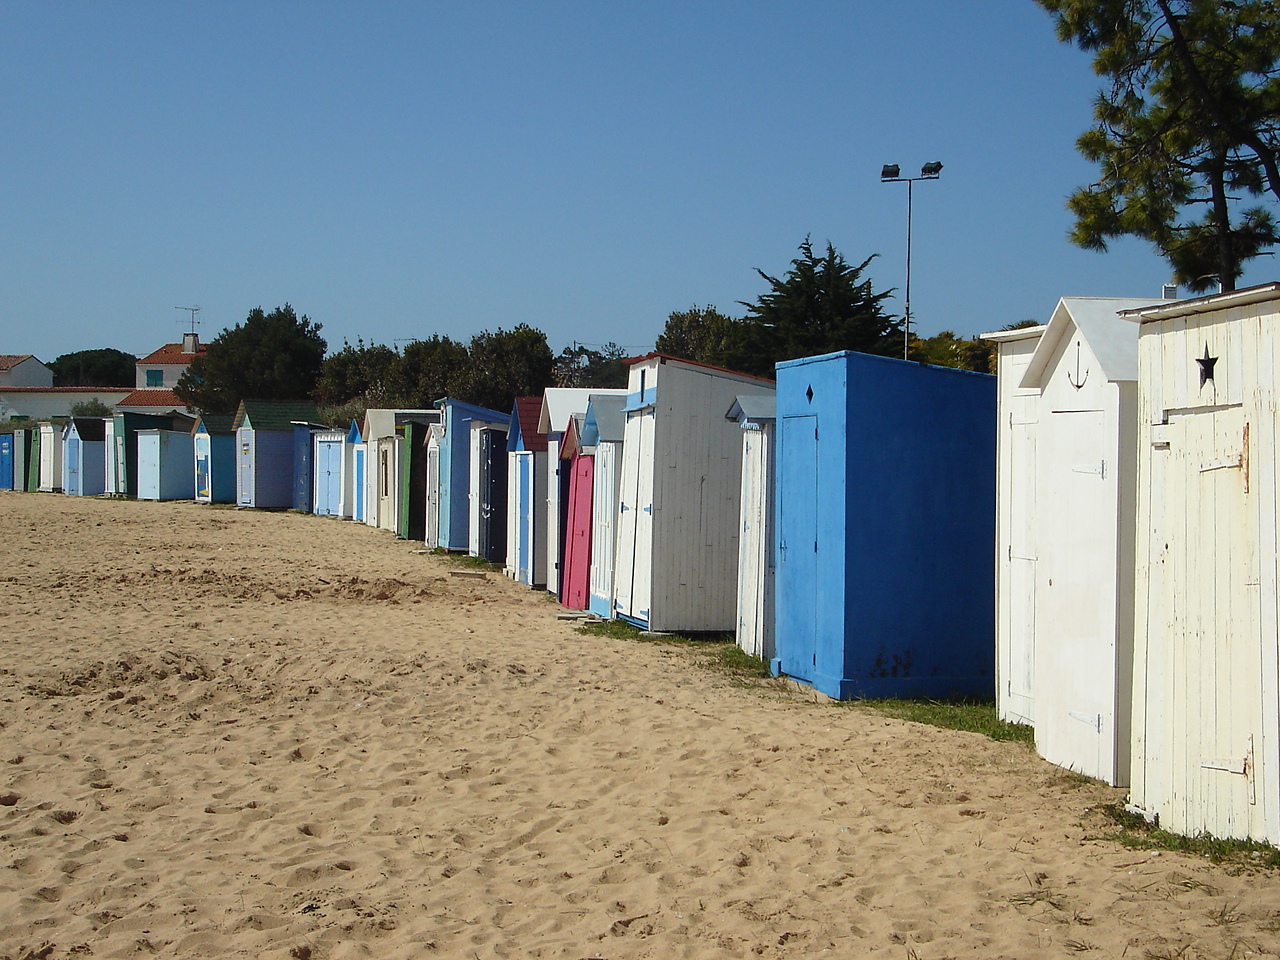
<box><xmin>2</xmin><ymin>282</ymin><xmax>1280</xmax><ymax>845</ymax></box>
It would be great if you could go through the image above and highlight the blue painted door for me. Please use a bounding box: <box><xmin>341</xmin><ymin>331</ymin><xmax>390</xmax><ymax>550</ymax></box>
<box><xmin>0</xmin><ymin>433</ymin><xmax>12</xmax><ymax>490</ymax></box>
<box><xmin>516</xmin><ymin>452</ymin><xmax>533</xmax><ymax>582</ymax></box>
<box><xmin>777</xmin><ymin>415</ymin><xmax>818</xmax><ymax>680</ymax></box>
<box><xmin>353</xmin><ymin>446</ymin><xmax>365</xmax><ymax>521</ymax></box>
<box><xmin>315</xmin><ymin>439</ymin><xmax>342</xmax><ymax>515</ymax></box>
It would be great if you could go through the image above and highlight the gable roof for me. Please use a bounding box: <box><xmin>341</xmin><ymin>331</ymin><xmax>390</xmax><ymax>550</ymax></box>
<box><xmin>192</xmin><ymin>412</ymin><xmax>237</xmax><ymax>435</ymax></box>
<box><xmin>508</xmin><ymin>396</ymin><xmax>547</xmax><ymax>452</ymax></box>
<box><xmin>138</xmin><ymin>342</ymin><xmax>205</xmax><ymax>364</ymax></box>
<box><xmin>582</xmin><ymin>393</ymin><xmax>626</xmax><ymax>445</ymax></box>
<box><xmin>0</xmin><ymin>355</ymin><xmax>41</xmax><ymax>371</ymax></box>
<box><xmin>538</xmin><ymin>387</ymin><xmax>626</xmax><ymax>435</ymax></box>
<box><xmin>233</xmin><ymin>400</ymin><xmax>320</xmax><ymax>432</ymax></box>
<box><xmin>624</xmin><ymin>351</ymin><xmax>776</xmax><ymax>385</ymax></box>
<box><xmin>1020</xmin><ymin>297</ymin><xmax>1168</xmax><ymax>388</ymax></box>
<box><xmin>726</xmin><ymin>394</ymin><xmax>777</xmax><ymax>424</ymax></box>
<box><xmin>68</xmin><ymin>417</ymin><xmax>107</xmax><ymax>441</ymax></box>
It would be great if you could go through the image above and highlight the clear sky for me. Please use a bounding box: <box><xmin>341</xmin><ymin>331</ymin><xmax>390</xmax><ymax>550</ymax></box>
<box><xmin>2</xmin><ymin>2</ymin><xmax>1271</xmax><ymax>363</ymax></box>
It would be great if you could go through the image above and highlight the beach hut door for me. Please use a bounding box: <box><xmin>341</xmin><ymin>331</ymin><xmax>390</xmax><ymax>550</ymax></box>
<box><xmin>238</xmin><ymin>429</ymin><xmax>255</xmax><ymax>506</ymax></box>
<box><xmin>777</xmin><ymin>416</ymin><xmax>818</xmax><ymax>680</ymax></box>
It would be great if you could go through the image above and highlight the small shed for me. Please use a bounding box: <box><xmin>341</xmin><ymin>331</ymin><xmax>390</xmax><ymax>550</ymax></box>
<box><xmin>136</xmin><ymin>429</ymin><xmax>196</xmax><ymax>501</ymax></box>
<box><xmin>538</xmin><ymin>388</ymin><xmax>628</xmax><ymax>596</ymax></box>
<box><xmin>234</xmin><ymin>401</ymin><xmax>319</xmax><ymax>509</ymax></box>
<box><xmin>558</xmin><ymin>414</ymin><xmax>593</xmax><ymax>609</ymax></box>
<box><xmin>772</xmin><ymin>350</ymin><xmax>995</xmax><ymax>700</ymax></box>
<box><xmin>1015</xmin><ymin>297</ymin><xmax>1159</xmax><ymax>786</ymax></box>
<box><xmin>361</xmin><ymin>409</ymin><xmax>439</xmax><ymax>532</ymax></box>
<box><xmin>0</xmin><ymin>432</ymin><xmax>12</xmax><ymax>490</ymax></box>
<box><xmin>11</xmin><ymin>428</ymin><xmax>31</xmax><ymax>492</ymax></box>
<box><xmin>505</xmin><ymin>397</ymin><xmax>549</xmax><ymax>588</ymax></box>
<box><xmin>432</xmin><ymin>399</ymin><xmax>508</xmax><ymax>551</ymax></box>
<box><xmin>38</xmin><ymin>421</ymin><xmax>64</xmax><ymax>492</ymax></box>
<box><xmin>613</xmin><ymin>354</ymin><xmax>775</xmax><ymax>632</ymax></box>
<box><xmin>982</xmin><ymin>324</ymin><xmax>1046</xmax><ymax>727</ymax></box>
<box><xmin>585</xmin><ymin>394</ymin><xmax>627</xmax><ymax>619</ymax></box>
<box><xmin>339</xmin><ymin>420</ymin><xmax>364</xmax><ymax>520</ymax></box>
<box><xmin>25</xmin><ymin>426</ymin><xmax>40</xmax><ymax>492</ymax></box>
<box><xmin>312</xmin><ymin>428</ymin><xmax>347</xmax><ymax>517</ymax></box>
<box><xmin>192</xmin><ymin>413</ymin><xmax>237</xmax><ymax>504</ymax></box>
<box><xmin>727</xmin><ymin>394</ymin><xmax>777</xmax><ymax>662</ymax></box>
<box><xmin>468</xmin><ymin>416</ymin><xmax>509</xmax><ymax>562</ymax></box>
<box><xmin>1124</xmin><ymin>283</ymin><xmax>1280</xmax><ymax>842</ymax></box>
<box><xmin>396</xmin><ymin>418</ymin><xmax>435</xmax><ymax>540</ymax></box>
<box><xmin>108</xmin><ymin>413</ymin><xmax>179</xmax><ymax>498</ymax></box>
<box><xmin>62</xmin><ymin>418</ymin><xmax>107</xmax><ymax>497</ymax></box>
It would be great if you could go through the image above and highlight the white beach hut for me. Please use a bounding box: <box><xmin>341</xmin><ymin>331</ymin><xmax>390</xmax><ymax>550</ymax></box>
<box><xmin>612</xmin><ymin>354</ymin><xmax>774</xmax><ymax>632</ymax></box>
<box><xmin>982</xmin><ymin>324</ymin><xmax>1046</xmax><ymax>727</ymax></box>
<box><xmin>726</xmin><ymin>393</ymin><xmax>776</xmax><ymax>661</ymax></box>
<box><xmin>585</xmin><ymin>394</ymin><xmax>626</xmax><ymax>619</ymax></box>
<box><xmin>1015</xmin><ymin>297</ymin><xmax>1163</xmax><ymax>786</ymax></box>
<box><xmin>1125</xmin><ymin>282</ymin><xmax>1280</xmax><ymax>842</ymax></box>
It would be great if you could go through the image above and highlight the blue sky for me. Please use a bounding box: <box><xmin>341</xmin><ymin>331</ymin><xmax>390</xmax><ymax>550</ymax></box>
<box><xmin>2</xmin><ymin>2</ymin><xmax>1269</xmax><ymax>363</ymax></box>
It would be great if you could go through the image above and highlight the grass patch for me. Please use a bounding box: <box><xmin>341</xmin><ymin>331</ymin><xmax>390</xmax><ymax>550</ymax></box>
<box><xmin>575</xmin><ymin>621</ymin><xmax>772</xmax><ymax>682</ymax></box>
<box><xmin>853</xmin><ymin>698</ymin><xmax>1035</xmax><ymax>745</ymax></box>
<box><xmin>426</xmin><ymin>548</ymin><xmax>503</xmax><ymax>573</ymax></box>
<box><xmin>1091</xmin><ymin>802</ymin><xmax>1280</xmax><ymax>869</ymax></box>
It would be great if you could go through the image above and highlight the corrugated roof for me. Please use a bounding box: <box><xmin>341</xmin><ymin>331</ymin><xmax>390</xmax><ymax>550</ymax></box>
<box><xmin>233</xmin><ymin>400</ymin><xmax>320</xmax><ymax>432</ymax></box>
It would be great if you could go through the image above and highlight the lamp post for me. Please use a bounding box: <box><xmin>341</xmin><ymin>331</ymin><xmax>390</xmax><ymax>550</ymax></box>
<box><xmin>881</xmin><ymin>162</ymin><xmax>943</xmax><ymax>360</ymax></box>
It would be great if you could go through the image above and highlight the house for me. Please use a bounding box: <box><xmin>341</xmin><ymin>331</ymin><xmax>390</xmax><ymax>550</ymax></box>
<box><xmin>135</xmin><ymin>333</ymin><xmax>204</xmax><ymax>390</ymax></box>
<box><xmin>612</xmin><ymin>354</ymin><xmax>774</xmax><ymax>632</ymax></box>
<box><xmin>537</xmin><ymin>388</ymin><xmax>627</xmax><ymax>597</ymax></box>
<box><xmin>431</xmin><ymin>399</ymin><xmax>506</xmax><ymax>550</ymax></box>
<box><xmin>982</xmin><ymin>324</ymin><xmax>1047</xmax><ymax>727</ymax></box>
<box><xmin>234</xmin><ymin>401</ymin><xmax>319</xmax><ymax>509</ymax></box>
<box><xmin>1011</xmin><ymin>297</ymin><xmax>1163</xmax><ymax>786</ymax></box>
<box><xmin>1124</xmin><ymin>282</ymin><xmax>1280</xmax><ymax>843</ymax></box>
<box><xmin>0</xmin><ymin>387</ymin><xmax>132</xmax><ymax>421</ymax></box>
<box><xmin>584</xmin><ymin>394</ymin><xmax>627</xmax><ymax>620</ymax></box>
<box><xmin>0</xmin><ymin>355</ymin><xmax>53</xmax><ymax>387</ymax></box>
<box><xmin>772</xmin><ymin>350</ymin><xmax>995</xmax><ymax>700</ymax></box>
<box><xmin>193</xmin><ymin>413</ymin><xmax>237</xmax><ymax>504</ymax></box>
<box><xmin>727</xmin><ymin>394</ymin><xmax>777</xmax><ymax>662</ymax></box>
<box><xmin>62</xmin><ymin>418</ymin><xmax>107</xmax><ymax>497</ymax></box>
<box><xmin>505</xmin><ymin>397</ymin><xmax>549</xmax><ymax>587</ymax></box>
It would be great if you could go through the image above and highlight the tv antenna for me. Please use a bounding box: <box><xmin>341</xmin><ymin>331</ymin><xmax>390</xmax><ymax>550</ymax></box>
<box><xmin>175</xmin><ymin>305</ymin><xmax>202</xmax><ymax>333</ymax></box>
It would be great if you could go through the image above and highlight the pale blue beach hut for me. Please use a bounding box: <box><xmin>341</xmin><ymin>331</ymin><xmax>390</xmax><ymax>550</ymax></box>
<box><xmin>62</xmin><ymin>418</ymin><xmax>107</xmax><ymax>497</ymax></box>
<box><xmin>433</xmin><ymin>398</ymin><xmax>509</xmax><ymax>551</ymax></box>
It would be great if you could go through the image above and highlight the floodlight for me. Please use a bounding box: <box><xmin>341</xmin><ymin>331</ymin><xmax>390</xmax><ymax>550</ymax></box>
<box><xmin>880</xmin><ymin>164</ymin><xmax>900</xmax><ymax>180</ymax></box>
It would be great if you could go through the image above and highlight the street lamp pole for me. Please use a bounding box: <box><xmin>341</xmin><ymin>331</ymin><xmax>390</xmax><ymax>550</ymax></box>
<box><xmin>881</xmin><ymin>162</ymin><xmax>943</xmax><ymax>360</ymax></box>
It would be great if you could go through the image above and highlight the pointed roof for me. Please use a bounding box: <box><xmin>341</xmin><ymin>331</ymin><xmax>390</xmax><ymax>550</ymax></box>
<box><xmin>0</xmin><ymin>355</ymin><xmax>40</xmax><ymax>371</ymax></box>
<box><xmin>725</xmin><ymin>394</ymin><xmax>776</xmax><ymax>424</ymax></box>
<box><xmin>559</xmin><ymin>413</ymin><xmax>586</xmax><ymax>460</ymax></box>
<box><xmin>192</xmin><ymin>412</ymin><xmax>237</xmax><ymax>435</ymax></box>
<box><xmin>623</xmin><ymin>351</ymin><xmax>776</xmax><ymax>385</ymax></box>
<box><xmin>582</xmin><ymin>393</ymin><xmax>626</xmax><ymax>446</ymax></box>
<box><xmin>538</xmin><ymin>387</ymin><xmax>626</xmax><ymax>435</ymax></box>
<box><xmin>138</xmin><ymin>341</ymin><xmax>205</xmax><ymax>364</ymax></box>
<box><xmin>1020</xmin><ymin>297</ymin><xmax>1168</xmax><ymax>389</ymax></box>
<box><xmin>508</xmin><ymin>396</ymin><xmax>547</xmax><ymax>452</ymax></box>
<box><xmin>233</xmin><ymin>400</ymin><xmax>320</xmax><ymax>432</ymax></box>
<box><xmin>68</xmin><ymin>417</ymin><xmax>107</xmax><ymax>441</ymax></box>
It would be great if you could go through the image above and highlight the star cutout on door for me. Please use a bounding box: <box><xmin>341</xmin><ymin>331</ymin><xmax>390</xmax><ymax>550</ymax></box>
<box><xmin>1196</xmin><ymin>344</ymin><xmax>1218</xmax><ymax>389</ymax></box>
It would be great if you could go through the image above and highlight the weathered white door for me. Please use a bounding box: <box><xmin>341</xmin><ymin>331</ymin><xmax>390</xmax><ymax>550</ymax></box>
<box><xmin>613</xmin><ymin>408</ymin><xmax>654</xmax><ymax>625</ymax></box>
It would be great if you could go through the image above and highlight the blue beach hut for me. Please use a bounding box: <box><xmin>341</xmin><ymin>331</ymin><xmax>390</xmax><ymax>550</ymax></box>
<box><xmin>772</xmin><ymin>350</ymin><xmax>997</xmax><ymax>700</ymax></box>
<box><xmin>433</xmin><ymin>398</ymin><xmax>509</xmax><ymax>551</ymax></box>
<box><xmin>312</xmin><ymin>428</ymin><xmax>346</xmax><ymax>517</ymax></box>
<box><xmin>193</xmin><ymin>414</ymin><xmax>237</xmax><ymax>504</ymax></box>
<box><xmin>62</xmin><ymin>418</ymin><xmax>107</xmax><ymax>497</ymax></box>
<box><xmin>0</xmin><ymin>432</ymin><xmax>14</xmax><ymax>490</ymax></box>
<box><xmin>109</xmin><ymin>413</ymin><xmax>177</xmax><ymax>498</ymax></box>
<box><xmin>137</xmin><ymin>429</ymin><xmax>196</xmax><ymax>501</ymax></box>
<box><xmin>234</xmin><ymin>401</ymin><xmax>319</xmax><ymax>509</ymax></box>
<box><xmin>505</xmin><ymin>397</ymin><xmax>549</xmax><ymax>587</ymax></box>
<box><xmin>343</xmin><ymin>420</ymin><xmax>365</xmax><ymax>521</ymax></box>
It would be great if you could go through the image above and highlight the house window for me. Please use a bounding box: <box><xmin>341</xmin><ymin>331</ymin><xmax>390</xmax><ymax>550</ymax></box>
<box><xmin>146</xmin><ymin>369</ymin><xmax>163</xmax><ymax>387</ymax></box>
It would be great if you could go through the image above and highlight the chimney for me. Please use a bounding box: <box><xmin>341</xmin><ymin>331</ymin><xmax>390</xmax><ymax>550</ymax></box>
<box><xmin>182</xmin><ymin>332</ymin><xmax>200</xmax><ymax>354</ymax></box>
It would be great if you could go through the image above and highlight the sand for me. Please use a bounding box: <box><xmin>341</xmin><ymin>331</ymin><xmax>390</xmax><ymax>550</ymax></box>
<box><xmin>0</xmin><ymin>490</ymin><xmax>1277</xmax><ymax>960</ymax></box>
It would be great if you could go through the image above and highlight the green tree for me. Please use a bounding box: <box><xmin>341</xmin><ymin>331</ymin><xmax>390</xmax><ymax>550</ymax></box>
<box><xmin>452</xmin><ymin>325</ymin><xmax>555</xmax><ymax>413</ymax></box>
<box><xmin>552</xmin><ymin>342</ymin><xmax>630</xmax><ymax>389</ymax></box>
<box><xmin>739</xmin><ymin>238</ymin><xmax>901</xmax><ymax>376</ymax></box>
<box><xmin>70</xmin><ymin>398</ymin><xmax>115</xmax><ymax>417</ymax></box>
<box><xmin>175</xmin><ymin>304</ymin><xmax>326</xmax><ymax>414</ymax></box>
<box><xmin>1038</xmin><ymin>0</ymin><xmax>1280</xmax><ymax>291</ymax></box>
<box><xmin>314</xmin><ymin>338</ymin><xmax>400</xmax><ymax>406</ymax></box>
<box><xmin>398</xmin><ymin>334</ymin><xmax>470</xmax><ymax>408</ymax></box>
<box><xmin>909</xmin><ymin>331</ymin><xmax>996</xmax><ymax>373</ymax></box>
<box><xmin>50</xmin><ymin>348</ymin><xmax>136</xmax><ymax>387</ymax></box>
<box><xmin>654</xmin><ymin>305</ymin><xmax>754</xmax><ymax>371</ymax></box>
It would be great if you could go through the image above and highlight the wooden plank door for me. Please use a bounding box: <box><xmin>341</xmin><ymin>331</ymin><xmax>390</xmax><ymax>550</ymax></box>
<box><xmin>777</xmin><ymin>415</ymin><xmax>818</xmax><ymax>680</ymax></box>
<box><xmin>614</xmin><ymin>409</ymin><xmax>654</xmax><ymax>625</ymax></box>
<box><xmin>562</xmin><ymin>453</ymin><xmax>594</xmax><ymax>609</ymax></box>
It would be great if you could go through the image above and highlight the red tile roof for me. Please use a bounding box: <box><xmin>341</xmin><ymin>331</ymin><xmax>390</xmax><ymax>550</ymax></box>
<box><xmin>0</xmin><ymin>354</ymin><xmax>37</xmax><ymax>371</ymax></box>
<box><xmin>138</xmin><ymin>342</ymin><xmax>205</xmax><ymax>364</ymax></box>
<box><xmin>513</xmin><ymin>396</ymin><xmax>547</xmax><ymax>451</ymax></box>
<box><xmin>117</xmin><ymin>389</ymin><xmax>188</xmax><ymax>409</ymax></box>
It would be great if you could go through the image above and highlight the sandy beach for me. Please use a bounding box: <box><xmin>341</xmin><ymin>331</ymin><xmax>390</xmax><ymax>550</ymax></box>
<box><xmin>0</xmin><ymin>490</ymin><xmax>1277</xmax><ymax>959</ymax></box>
